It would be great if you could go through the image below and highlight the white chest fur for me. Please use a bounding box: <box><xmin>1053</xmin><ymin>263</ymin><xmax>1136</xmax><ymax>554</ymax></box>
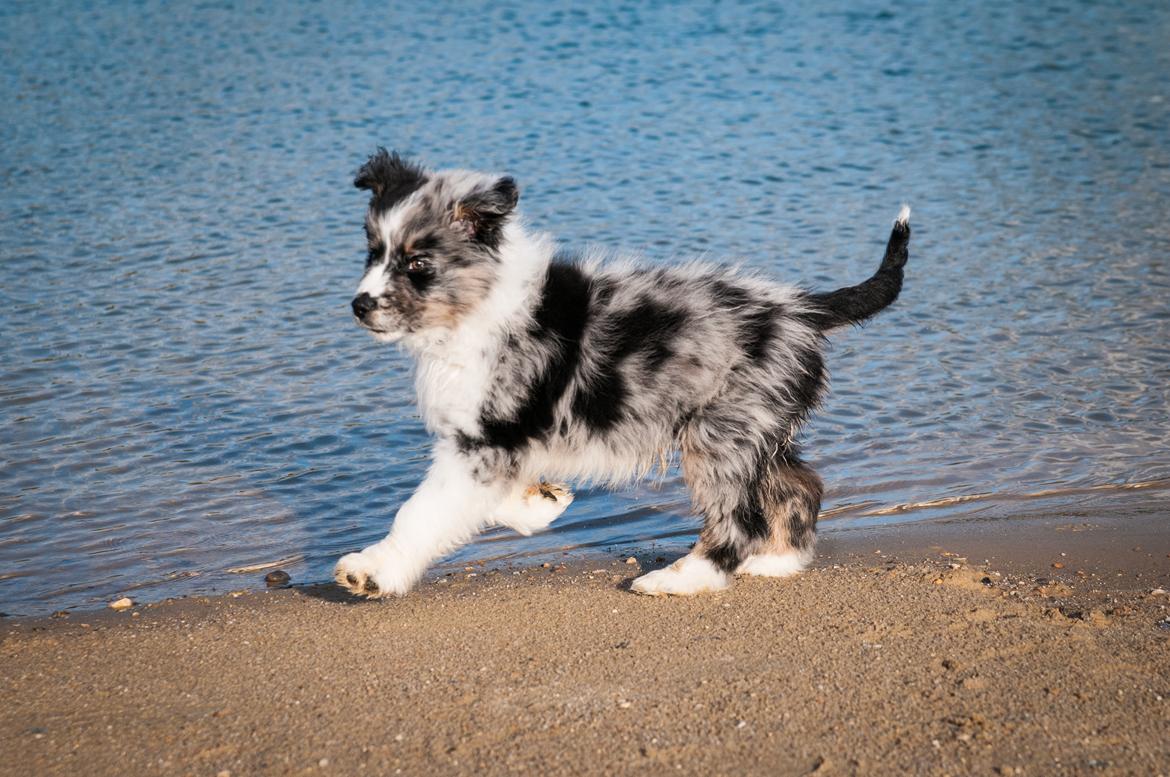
<box><xmin>414</xmin><ymin>334</ymin><xmax>497</xmax><ymax>436</ymax></box>
<box><xmin>410</xmin><ymin>224</ymin><xmax>553</xmax><ymax>439</ymax></box>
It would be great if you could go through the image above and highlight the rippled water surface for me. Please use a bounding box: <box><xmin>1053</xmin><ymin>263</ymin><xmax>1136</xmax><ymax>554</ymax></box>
<box><xmin>2</xmin><ymin>0</ymin><xmax>1168</xmax><ymax>614</ymax></box>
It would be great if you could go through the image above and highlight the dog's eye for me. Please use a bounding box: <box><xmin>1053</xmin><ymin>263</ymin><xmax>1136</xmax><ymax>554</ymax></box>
<box><xmin>405</xmin><ymin>257</ymin><xmax>429</xmax><ymax>274</ymax></box>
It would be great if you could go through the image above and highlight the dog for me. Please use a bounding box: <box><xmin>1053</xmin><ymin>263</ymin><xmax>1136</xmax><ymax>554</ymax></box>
<box><xmin>335</xmin><ymin>149</ymin><xmax>910</xmax><ymax>597</ymax></box>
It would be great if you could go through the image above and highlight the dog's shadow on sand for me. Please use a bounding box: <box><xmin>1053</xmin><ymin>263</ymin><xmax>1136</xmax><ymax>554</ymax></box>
<box><xmin>293</xmin><ymin>581</ymin><xmax>380</xmax><ymax>606</ymax></box>
<box><xmin>287</xmin><ymin>553</ymin><xmax>679</xmax><ymax>605</ymax></box>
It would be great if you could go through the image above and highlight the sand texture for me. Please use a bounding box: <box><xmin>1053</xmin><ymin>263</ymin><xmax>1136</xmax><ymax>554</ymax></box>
<box><xmin>3</xmin><ymin>518</ymin><xmax>1169</xmax><ymax>777</ymax></box>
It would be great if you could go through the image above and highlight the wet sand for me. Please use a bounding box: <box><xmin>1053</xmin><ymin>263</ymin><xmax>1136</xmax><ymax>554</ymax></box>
<box><xmin>2</xmin><ymin>514</ymin><xmax>1168</xmax><ymax>777</ymax></box>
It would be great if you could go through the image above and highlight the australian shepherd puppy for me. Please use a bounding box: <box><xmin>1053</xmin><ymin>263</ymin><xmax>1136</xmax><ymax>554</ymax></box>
<box><xmin>335</xmin><ymin>149</ymin><xmax>911</xmax><ymax>598</ymax></box>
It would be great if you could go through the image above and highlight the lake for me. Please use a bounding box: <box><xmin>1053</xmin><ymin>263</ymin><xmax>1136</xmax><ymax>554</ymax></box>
<box><xmin>1</xmin><ymin>0</ymin><xmax>1168</xmax><ymax>615</ymax></box>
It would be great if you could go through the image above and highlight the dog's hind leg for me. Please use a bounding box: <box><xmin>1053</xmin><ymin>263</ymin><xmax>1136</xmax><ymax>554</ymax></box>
<box><xmin>631</xmin><ymin>409</ymin><xmax>762</xmax><ymax>596</ymax></box>
<box><xmin>631</xmin><ymin>404</ymin><xmax>821</xmax><ymax>595</ymax></box>
<box><xmin>735</xmin><ymin>448</ymin><xmax>821</xmax><ymax>577</ymax></box>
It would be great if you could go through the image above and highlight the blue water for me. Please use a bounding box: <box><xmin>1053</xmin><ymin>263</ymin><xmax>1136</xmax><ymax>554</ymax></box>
<box><xmin>2</xmin><ymin>0</ymin><xmax>1168</xmax><ymax>615</ymax></box>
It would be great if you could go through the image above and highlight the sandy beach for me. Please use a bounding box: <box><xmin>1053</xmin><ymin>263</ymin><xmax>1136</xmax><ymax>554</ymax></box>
<box><xmin>2</xmin><ymin>514</ymin><xmax>1168</xmax><ymax>776</ymax></box>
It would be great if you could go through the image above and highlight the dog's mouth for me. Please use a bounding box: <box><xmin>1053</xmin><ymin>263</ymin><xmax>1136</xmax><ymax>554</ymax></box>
<box><xmin>355</xmin><ymin>317</ymin><xmax>403</xmax><ymax>342</ymax></box>
<box><xmin>353</xmin><ymin>315</ymin><xmax>388</xmax><ymax>333</ymax></box>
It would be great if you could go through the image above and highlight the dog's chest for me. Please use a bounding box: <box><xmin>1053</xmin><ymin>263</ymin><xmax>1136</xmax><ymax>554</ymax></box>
<box><xmin>414</xmin><ymin>340</ymin><xmax>495</xmax><ymax>436</ymax></box>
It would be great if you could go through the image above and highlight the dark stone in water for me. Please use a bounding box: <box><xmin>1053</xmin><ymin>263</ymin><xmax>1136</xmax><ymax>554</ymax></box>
<box><xmin>264</xmin><ymin>570</ymin><xmax>291</xmax><ymax>587</ymax></box>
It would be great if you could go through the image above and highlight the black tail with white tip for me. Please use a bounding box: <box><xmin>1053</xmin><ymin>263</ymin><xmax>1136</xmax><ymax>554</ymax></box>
<box><xmin>805</xmin><ymin>205</ymin><xmax>911</xmax><ymax>331</ymax></box>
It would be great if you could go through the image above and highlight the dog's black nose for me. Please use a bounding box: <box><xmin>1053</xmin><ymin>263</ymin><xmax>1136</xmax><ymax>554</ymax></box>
<box><xmin>352</xmin><ymin>293</ymin><xmax>377</xmax><ymax>318</ymax></box>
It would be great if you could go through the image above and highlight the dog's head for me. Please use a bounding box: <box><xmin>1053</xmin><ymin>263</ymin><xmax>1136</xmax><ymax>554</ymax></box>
<box><xmin>350</xmin><ymin>149</ymin><xmax>519</xmax><ymax>344</ymax></box>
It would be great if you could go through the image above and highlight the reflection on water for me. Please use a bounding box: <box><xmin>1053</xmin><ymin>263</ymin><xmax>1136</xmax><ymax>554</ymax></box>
<box><xmin>1</xmin><ymin>0</ymin><xmax>1168</xmax><ymax>614</ymax></box>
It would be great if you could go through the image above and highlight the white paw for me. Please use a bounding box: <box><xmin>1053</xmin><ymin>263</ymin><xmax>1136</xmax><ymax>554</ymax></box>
<box><xmin>736</xmin><ymin>548</ymin><xmax>813</xmax><ymax>578</ymax></box>
<box><xmin>334</xmin><ymin>551</ymin><xmax>382</xmax><ymax>597</ymax></box>
<box><xmin>630</xmin><ymin>553</ymin><xmax>730</xmax><ymax>596</ymax></box>
<box><xmin>334</xmin><ymin>548</ymin><xmax>416</xmax><ymax>598</ymax></box>
<box><xmin>495</xmin><ymin>482</ymin><xmax>573</xmax><ymax>536</ymax></box>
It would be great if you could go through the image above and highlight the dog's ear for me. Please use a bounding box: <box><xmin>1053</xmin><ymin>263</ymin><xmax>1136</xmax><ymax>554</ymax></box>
<box><xmin>451</xmin><ymin>176</ymin><xmax>519</xmax><ymax>247</ymax></box>
<box><xmin>354</xmin><ymin>148</ymin><xmax>428</xmax><ymax>206</ymax></box>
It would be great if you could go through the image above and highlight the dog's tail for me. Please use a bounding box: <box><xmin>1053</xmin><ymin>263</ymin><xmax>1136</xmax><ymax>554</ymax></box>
<box><xmin>803</xmin><ymin>205</ymin><xmax>911</xmax><ymax>332</ymax></box>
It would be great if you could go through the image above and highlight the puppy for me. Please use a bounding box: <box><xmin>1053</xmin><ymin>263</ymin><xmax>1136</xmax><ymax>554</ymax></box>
<box><xmin>335</xmin><ymin>149</ymin><xmax>910</xmax><ymax>597</ymax></box>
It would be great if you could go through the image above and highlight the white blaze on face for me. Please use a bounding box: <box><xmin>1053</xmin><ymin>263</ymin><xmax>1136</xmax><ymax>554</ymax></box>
<box><xmin>357</xmin><ymin>261</ymin><xmax>389</xmax><ymax>298</ymax></box>
<box><xmin>357</xmin><ymin>196</ymin><xmax>418</xmax><ymax>299</ymax></box>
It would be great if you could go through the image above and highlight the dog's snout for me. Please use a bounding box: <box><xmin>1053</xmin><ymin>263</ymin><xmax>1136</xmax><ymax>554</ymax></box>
<box><xmin>352</xmin><ymin>293</ymin><xmax>378</xmax><ymax>318</ymax></box>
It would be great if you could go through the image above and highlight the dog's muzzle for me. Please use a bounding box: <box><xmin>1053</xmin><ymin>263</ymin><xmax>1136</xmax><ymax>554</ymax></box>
<box><xmin>352</xmin><ymin>293</ymin><xmax>378</xmax><ymax>320</ymax></box>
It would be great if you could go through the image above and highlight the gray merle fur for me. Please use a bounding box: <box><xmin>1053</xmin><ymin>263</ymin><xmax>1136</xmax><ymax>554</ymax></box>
<box><xmin>347</xmin><ymin>150</ymin><xmax>912</xmax><ymax>588</ymax></box>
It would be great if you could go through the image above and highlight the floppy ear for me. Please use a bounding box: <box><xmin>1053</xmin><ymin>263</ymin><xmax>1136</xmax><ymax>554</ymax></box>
<box><xmin>451</xmin><ymin>176</ymin><xmax>519</xmax><ymax>247</ymax></box>
<box><xmin>354</xmin><ymin>148</ymin><xmax>428</xmax><ymax>206</ymax></box>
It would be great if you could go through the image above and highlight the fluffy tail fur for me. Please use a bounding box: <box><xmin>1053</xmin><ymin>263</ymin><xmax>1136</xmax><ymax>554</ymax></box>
<box><xmin>805</xmin><ymin>205</ymin><xmax>911</xmax><ymax>330</ymax></box>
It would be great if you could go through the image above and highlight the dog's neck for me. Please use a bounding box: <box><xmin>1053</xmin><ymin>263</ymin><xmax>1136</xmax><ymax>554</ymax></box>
<box><xmin>409</xmin><ymin>219</ymin><xmax>554</xmax><ymax>434</ymax></box>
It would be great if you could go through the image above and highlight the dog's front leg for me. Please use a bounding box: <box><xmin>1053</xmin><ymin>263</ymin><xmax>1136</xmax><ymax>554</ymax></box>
<box><xmin>490</xmin><ymin>481</ymin><xmax>574</xmax><ymax>536</ymax></box>
<box><xmin>334</xmin><ymin>442</ymin><xmax>509</xmax><ymax>598</ymax></box>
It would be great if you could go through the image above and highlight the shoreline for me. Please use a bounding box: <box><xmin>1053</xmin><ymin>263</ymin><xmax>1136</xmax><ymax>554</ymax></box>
<box><xmin>2</xmin><ymin>513</ymin><xmax>1168</xmax><ymax>776</ymax></box>
<box><xmin>5</xmin><ymin>502</ymin><xmax>1167</xmax><ymax>623</ymax></box>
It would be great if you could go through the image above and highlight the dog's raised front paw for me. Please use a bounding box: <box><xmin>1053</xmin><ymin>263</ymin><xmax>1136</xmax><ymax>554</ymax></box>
<box><xmin>494</xmin><ymin>481</ymin><xmax>574</xmax><ymax>536</ymax></box>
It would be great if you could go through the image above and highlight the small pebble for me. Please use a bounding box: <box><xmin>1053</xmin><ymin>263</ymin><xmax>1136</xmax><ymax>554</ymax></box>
<box><xmin>625</xmin><ymin>557</ymin><xmax>638</xmax><ymax>565</ymax></box>
<box><xmin>264</xmin><ymin>570</ymin><xmax>291</xmax><ymax>587</ymax></box>
<box><xmin>1052</xmin><ymin>562</ymin><xmax>1065</xmax><ymax>569</ymax></box>
<box><xmin>108</xmin><ymin>597</ymin><xmax>133</xmax><ymax>611</ymax></box>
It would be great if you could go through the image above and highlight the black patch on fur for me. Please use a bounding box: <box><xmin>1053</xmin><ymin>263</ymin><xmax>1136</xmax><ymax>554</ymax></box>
<box><xmin>365</xmin><ymin>245</ymin><xmax>383</xmax><ymax>268</ymax></box>
<box><xmin>354</xmin><ymin>148</ymin><xmax>428</xmax><ymax>212</ymax></box>
<box><xmin>740</xmin><ymin>306</ymin><xmax>777</xmax><ymax>361</ymax></box>
<box><xmin>702</xmin><ymin>541</ymin><xmax>742</xmax><ymax>574</ymax></box>
<box><xmin>409</xmin><ymin>232</ymin><xmax>441</xmax><ymax>255</ymax></box>
<box><xmin>471</xmin><ymin>261</ymin><xmax>592</xmax><ymax>452</ymax></box>
<box><xmin>709</xmin><ymin>279</ymin><xmax>752</xmax><ymax>311</ymax></box>
<box><xmin>572</xmin><ymin>296</ymin><xmax>688</xmax><ymax>431</ymax></box>
<box><xmin>709</xmin><ymin>279</ymin><xmax>777</xmax><ymax>361</ymax></box>
<box><xmin>733</xmin><ymin>472</ymin><xmax>772</xmax><ymax>542</ymax></box>
<box><xmin>786</xmin><ymin>348</ymin><xmax>826</xmax><ymax>421</ymax></box>
<box><xmin>572</xmin><ymin>371</ymin><xmax>625</xmax><ymax>432</ymax></box>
